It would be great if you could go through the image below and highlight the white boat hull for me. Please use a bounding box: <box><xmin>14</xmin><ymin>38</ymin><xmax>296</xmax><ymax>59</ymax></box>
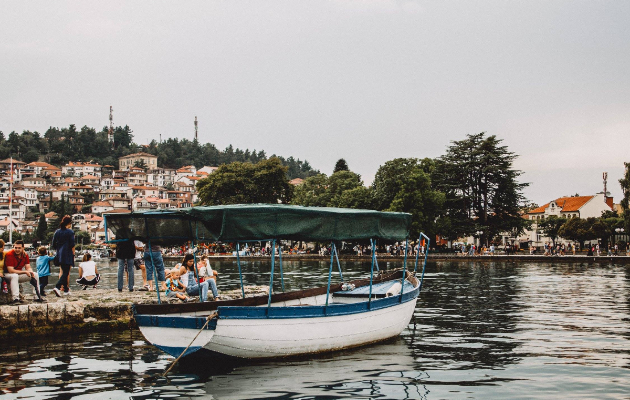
<box><xmin>206</xmin><ymin>298</ymin><xmax>416</xmax><ymax>358</ymax></box>
<box><xmin>135</xmin><ymin>272</ymin><xmax>420</xmax><ymax>359</ymax></box>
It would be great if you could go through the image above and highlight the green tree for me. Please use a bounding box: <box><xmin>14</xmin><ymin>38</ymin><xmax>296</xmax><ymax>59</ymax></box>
<box><xmin>433</xmin><ymin>132</ymin><xmax>529</xmax><ymax>243</ymax></box>
<box><xmin>333</xmin><ymin>159</ymin><xmax>349</xmax><ymax>173</ymax></box>
<box><xmin>326</xmin><ymin>171</ymin><xmax>365</xmax><ymax>207</ymax></box>
<box><xmin>252</xmin><ymin>158</ymin><xmax>294</xmax><ymax>204</ymax></box>
<box><xmin>22</xmin><ymin>149</ymin><xmax>40</xmax><ymax>163</ymax></box>
<box><xmin>196</xmin><ymin>157</ymin><xmax>292</xmax><ymax>205</ymax></box>
<box><xmin>590</xmin><ymin>218</ymin><xmax>612</xmax><ymax>248</ymax></box>
<box><xmin>372</xmin><ymin>158</ymin><xmax>444</xmax><ymax>238</ymax></box>
<box><xmin>291</xmin><ymin>171</ymin><xmax>369</xmax><ymax>209</ymax></box>
<box><xmin>74</xmin><ymin>230</ymin><xmax>91</xmax><ymax>246</ymax></box>
<box><xmin>620</xmin><ymin>162</ymin><xmax>630</xmax><ymax>233</ymax></box>
<box><xmin>291</xmin><ymin>174</ymin><xmax>331</xmax><ymax>207</ymax></box>
<box><xmin>336</xmin><ymin>186</ymin><xmax>374</xmax><ymax>210</ymax></box>
<box><xmin>558</xmin><ymin>217</ymin><xmax>591</xmax><ymax>248</ymax></box>
<box><xmin>36</xmin><ymin>214</ymin><xmax>48</xmax><ymax>240</ymax></box>
<box><xmin>1</xmin><ymin>231</ymin><xmax>21</xmax><ymax>243</ymax></box>
<box><xmin>537</xmin><ymin>216</ymin><xmax>567</xmax><ymax>246</ymax></box>
<box><xmin>134</xmin><ymin>159</ymin><xmax>148</xmax><ymax>170</ymax></box>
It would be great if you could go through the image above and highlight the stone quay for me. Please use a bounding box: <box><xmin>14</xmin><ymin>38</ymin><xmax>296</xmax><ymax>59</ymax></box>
<box><xmin>0</xmin><ymin>285</ymin><xmax>269</xmax><ymax>340</ymax></box>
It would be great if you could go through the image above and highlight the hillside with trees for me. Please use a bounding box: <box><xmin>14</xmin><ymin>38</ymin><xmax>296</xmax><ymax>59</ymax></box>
<box><xmin>0</xmin><ymin>125</ymin><xmax>320</xmax><ymax>180</ymax></box>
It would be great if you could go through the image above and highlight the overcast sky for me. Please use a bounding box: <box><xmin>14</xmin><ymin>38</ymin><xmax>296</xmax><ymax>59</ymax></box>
<box><xmin>2</xmin><ymin>1</ymin><xmax>629</xmax><ymax>206</ymax></box>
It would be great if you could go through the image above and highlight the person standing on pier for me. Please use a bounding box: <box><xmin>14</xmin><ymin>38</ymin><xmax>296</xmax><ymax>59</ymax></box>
<box><xmin>144</xmin><ymin>242</ymin><xmax>166</xmax><ymax>292</ymax></box>
<box><xmin>52</xmin><ymin>216</ymin><xmax>75</xmax><ymax>297</ymax></box>
<box><xmin>116</xmin><ymin>239</ymin><xmax>135</xmax><ymax>292</ymax></box>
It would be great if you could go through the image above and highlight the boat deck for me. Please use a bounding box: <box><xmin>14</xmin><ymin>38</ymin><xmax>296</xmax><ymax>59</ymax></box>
<box><xmin>333</xmin><ymin>279</ymin><xmax>416</xmax><ymax>299</ymax></box>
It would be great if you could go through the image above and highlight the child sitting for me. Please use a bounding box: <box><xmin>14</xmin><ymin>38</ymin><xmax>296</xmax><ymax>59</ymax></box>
<box><xmin>36</xmin><ymin>247</ymin><xmax>55</xmax><ymax>296</ymax></box>
<box><xmin>76</xmin><ymin>253</ymin><xmax>101</xmax><ymax>289</ymax></box>
<box><xmin>164</xmin><ymin>270</ymin><xmax>190</xmax><ymax>302</ymax></box>
<box><xmin>198</xmin><ymin>255</ymin><xmax>218</xmax><ymax>283</ymax></box>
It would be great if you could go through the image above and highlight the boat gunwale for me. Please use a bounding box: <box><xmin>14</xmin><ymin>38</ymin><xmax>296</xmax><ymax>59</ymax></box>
<box><xmin>133</xmin><ymin>270</ymin><xmax>416</xmax><ymax>317</ymax></box>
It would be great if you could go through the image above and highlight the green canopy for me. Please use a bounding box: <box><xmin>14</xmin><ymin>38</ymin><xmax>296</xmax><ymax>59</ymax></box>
<box><xmin>104</xmin><ymin>204</ymin><xmax>411</xmax><ymax>244</ymax></box>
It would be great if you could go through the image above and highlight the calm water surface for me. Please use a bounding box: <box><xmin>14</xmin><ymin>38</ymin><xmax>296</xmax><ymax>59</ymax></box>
<box><xmin>1</xmin><ymin>260</ymin><xmax>629</xmax><ymax>399</ymax></box>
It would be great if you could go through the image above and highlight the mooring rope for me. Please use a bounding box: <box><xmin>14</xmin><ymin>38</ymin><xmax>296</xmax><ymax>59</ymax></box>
<box><xmin>163</xmin><ymin>311</ymin><xmax>218</xmax><ymax>377</ymax></box>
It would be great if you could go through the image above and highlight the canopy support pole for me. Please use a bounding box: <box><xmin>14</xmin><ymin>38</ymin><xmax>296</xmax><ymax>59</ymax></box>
<box><xmin>334</xmin><ymin>245</ymin><xmax>343</xmax><ymax>282</ymax></box>
<box><xmin>413</xmin><ymin>239</ymin><xmax>421</xmax><ymax>274</ymax></box>
<box><xmin>190</xmin><ymin>221</ymin><xmax>201</xmax><ymax>303</ymax></box>
<box><xmin>267</xmin><ymin>239</ymin><xmax>276</xmax><ymax>310</ymax></box>
<box><xmin>399</xmin><ymin>238</ymin><xmax>409</xmax><ymax>303</ymax></box>
<box><xmin>369</xmin><ymin>238</ymin><xmax>376</xmax><ymax>309</ymax></box>
<box><xmin>145</xmin><ymin>218</ymin><xmax>161</xmax><ymax>304</ymax></box>
<box><xmin>278</xmin><ymin>241</ymin><xmax>285</xmax><ymax>292</ymax></box>
<box><xmin>236</xmin><ymin>242</ymin><xmax>245</xmax><ymax>298</ymax></box>
<box><xmin>325</xmin><ymin>242</ymin><xmax>335</xmax><ymax>307</ymax></box>
<box><xmin>418</xmin><ymin>233</ymin><xmax>430</xmax><ymax>291</ymax></box>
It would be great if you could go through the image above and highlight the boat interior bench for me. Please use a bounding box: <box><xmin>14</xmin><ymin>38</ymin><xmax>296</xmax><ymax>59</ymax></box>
<box><xmin>333</xmin><ymin>280</ymin><xmax>415</xmax><ymax>299</ymax></box>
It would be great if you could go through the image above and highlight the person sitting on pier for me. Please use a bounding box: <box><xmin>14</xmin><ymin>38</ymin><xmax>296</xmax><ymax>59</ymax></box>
<box><xmin>0</xmin><ymin>240</ymin><xmax>8</xmax><ymax>294</ymax></box>
<box><xmin>76</xmin><ymin>253</ymin><xmax>101</xmax><ymax>290</ymax></box>
<box><xmin>197</xmin><ymin>255</ymin><xmax>218</xmax><ymax>284</ymax></box>
<box><xmin>4</xmin><ymin>240</ymin><xmax>44</xmax><ymax>304</ymax></box>
<box><xmin>181</xmin><ymin>254</ymin><xmax>219</xmax><ymax>301</ymax></box>
<box><xmin>164</xmin><ymin>270</ymin><xmax>190</xmax><ymax>302</ymax></box>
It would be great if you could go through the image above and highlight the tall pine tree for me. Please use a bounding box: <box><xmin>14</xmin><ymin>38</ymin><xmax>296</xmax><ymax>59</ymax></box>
<box><xmin>433</xmin><ymin>132</ymin><xmax>529</xmax><ymax>243</ymax></box>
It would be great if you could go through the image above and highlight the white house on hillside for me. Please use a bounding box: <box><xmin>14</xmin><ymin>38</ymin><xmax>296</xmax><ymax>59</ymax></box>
<box><xmin>521</xmin><ymin>192</ymin><xmax>613</xmax><ymax>247</ymax></box>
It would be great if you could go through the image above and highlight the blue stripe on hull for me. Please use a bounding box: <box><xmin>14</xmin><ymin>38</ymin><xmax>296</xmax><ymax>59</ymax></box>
<box><xmin>218</xmin><ymin>286</ymin><xmax>420</xmax><ymax>319</ymax></box>
<box><xmin>136</xmin><ymin>315</ymin><xmax>217</xmax><ymax>330</ymax></box>
<box><xmin>154</xmin><ymin>344</ymin><xmax>202</xmax><ymax>358</ymax></box>
<box><xmin>135</xmin><ymin>286</ymin><xmax>419</xmax><ymax>328</ymax></box>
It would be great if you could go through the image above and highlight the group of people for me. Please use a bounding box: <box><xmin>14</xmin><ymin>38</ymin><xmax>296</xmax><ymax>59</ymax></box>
<box><xmin>114</xmin><ymin>239</ymin><xmax>220</xmax><ymax>302</ymax></box>
<box><xmin>0</xmin><ymin>215</ymin><xmax>101</xmax><ymax>304</ymax></box>
<box><xmin>163</xmin><ymin>254</ymin><xmax>219</xmax><ymax>302</ymax></box>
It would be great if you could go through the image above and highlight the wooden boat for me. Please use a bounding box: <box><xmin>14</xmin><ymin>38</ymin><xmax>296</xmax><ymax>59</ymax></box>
<box><xmin>104</xmin><ymin>204</ymin><xmax>429</xmax><ymax>359</ymax></box>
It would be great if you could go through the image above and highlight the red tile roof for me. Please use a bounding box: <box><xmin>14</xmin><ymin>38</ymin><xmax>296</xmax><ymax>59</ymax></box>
<box><xmin>528</xmin><ymin>196</ymin><xmax>594</xmax><ymax>214</ymax></box>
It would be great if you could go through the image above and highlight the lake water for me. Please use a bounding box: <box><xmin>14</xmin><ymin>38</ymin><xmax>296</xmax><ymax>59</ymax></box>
<box><xmin>1</xmin><ymin>260</ymin><xmax>629</xmax><ymax>399</ymax></box>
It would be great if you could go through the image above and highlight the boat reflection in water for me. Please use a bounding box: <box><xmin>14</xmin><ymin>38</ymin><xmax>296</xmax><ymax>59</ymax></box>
<box><xmin>176</xmin><ymin>337</ymin><xmax>428</xmax><ymax>399</ymax></box>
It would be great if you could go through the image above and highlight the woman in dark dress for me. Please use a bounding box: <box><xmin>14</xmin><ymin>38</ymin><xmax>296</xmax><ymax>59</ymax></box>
<box><xmin>52</xmin><ymin>215</ymin><xmax>75</xmax><ymax>296</ymax></box>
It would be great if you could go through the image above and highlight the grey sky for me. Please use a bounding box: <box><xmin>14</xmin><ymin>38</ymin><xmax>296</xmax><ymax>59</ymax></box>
<box><xmin>2</xmin><ymin>1</ymin><xmax>629</xmax><ymax>206</ymax></box>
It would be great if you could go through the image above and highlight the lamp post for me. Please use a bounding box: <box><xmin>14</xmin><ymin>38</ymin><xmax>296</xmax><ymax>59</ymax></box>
<box><xmin>615</xmin><ymin>227</ymin><xmax>624</xmax><ymax>245</ymax></box>
<box><xmin>475</xmin><ymin>230</ymin><xmax>483</xmax><ymax>250</ymax></box>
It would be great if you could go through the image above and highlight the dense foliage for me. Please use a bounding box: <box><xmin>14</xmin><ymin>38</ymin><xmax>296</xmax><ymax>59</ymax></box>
<box><xmin>619</xmin><ymin>162</ymin><xmax>630</xmax><ymax>233</ymax></box>
<box><xmin>537</xmin><ymin>216</ymin><xmax>567</xmax><ymax>245</ymax></box>
<box><xmin>433</xmin><ymin>132</ymin><xmax>530</xmax><ymax>243</ymax></box>
<box><xmin>372</xmin><ymin>158</ymin><xmax>445</xmax><ymax>239</ymax></box>
<box><xmin>196</xmin><ymin>158</ymin><xmax>293</xmax><ymax>205</ymax></box>
<box><xmin>0</xmin><ymin>126</ymin><xmax>319</xmax><ymax>180</ymax></box>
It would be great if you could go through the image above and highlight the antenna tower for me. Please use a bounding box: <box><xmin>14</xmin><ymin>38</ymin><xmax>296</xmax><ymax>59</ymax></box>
<box><xmin>108</xmin><ymin>106</ymin><xmax>114</xmax><ymax>146</ymax></box>
<box><xmin>194</xmin><ymin>116</ymin><xmax>198</xmax><ymax>141</ymax></box>
<box><xmin>603</xmin><ymin>172</ymin><xmax>608</xmax><ymax>196</ymax></box>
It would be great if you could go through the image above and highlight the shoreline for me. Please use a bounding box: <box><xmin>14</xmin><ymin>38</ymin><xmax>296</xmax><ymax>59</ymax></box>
<box><xmin>3</xmin><ymin>255</ymin><xmax>628</xmax><ymax>340</ymax></box>
<box><xmin>162</xmin><ymin>253</ymin><xmax>630</xmax><ymax>263</ymax></box>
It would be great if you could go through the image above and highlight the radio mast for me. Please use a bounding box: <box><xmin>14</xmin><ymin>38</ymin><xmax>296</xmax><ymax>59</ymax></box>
<box><xmin>9</xmin><ymin>158</ymin><xmax>13</xmax><ymax>244</ymax></box>
<box><xmin>108</xmin><ymin>106</ymin><xmax>114</xmax><ymax>146</ymax></box>
<box><xmin>194</xmin><ymin>116</ymin><xmax>198</xmax><ymax>141</ymax></box>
